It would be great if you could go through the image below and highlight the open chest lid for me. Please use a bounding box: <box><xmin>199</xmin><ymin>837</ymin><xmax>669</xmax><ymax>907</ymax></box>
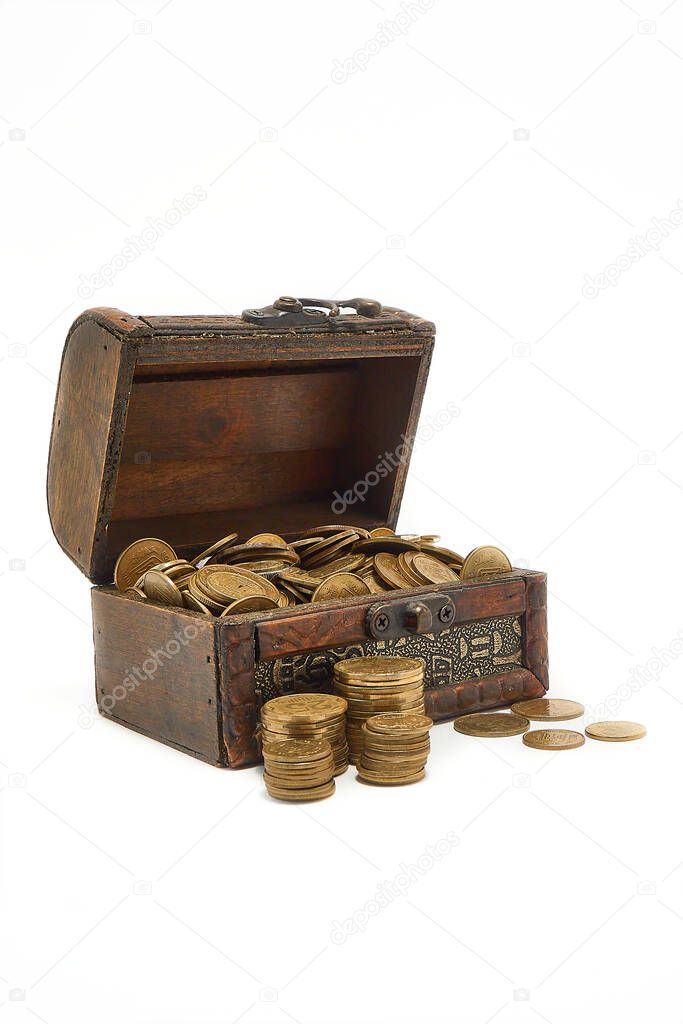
<box><xmin>47</xmin><ymin>297</ymin><xmax>435</xmax><ymax>584</ymax></box>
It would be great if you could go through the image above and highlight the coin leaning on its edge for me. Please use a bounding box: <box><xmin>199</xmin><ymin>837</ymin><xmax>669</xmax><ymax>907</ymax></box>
<box><xmin>585</xmin><ymin>721</ymin><xmax>647</xmax><ymax>742</ymax></box>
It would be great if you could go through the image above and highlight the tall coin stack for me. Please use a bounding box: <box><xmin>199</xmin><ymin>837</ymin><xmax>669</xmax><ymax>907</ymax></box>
<box><xmin>262</xmin><ymin>738</ymin><xmax>336</xmax><ymax>801</ymax></box>
<box><xmin>260</xmin><ymin>693</ymin><xmax>349</xmax><ymax>775</ymax></box>
<box><xmin>333</xmin><ymin>656</ymin><xmax>425</xmax><ymax>764</ymax></box>
<box><xmin>358</xmin><ymin>713</ymin><xmax>433</xmax><ymax>786</ymax></box>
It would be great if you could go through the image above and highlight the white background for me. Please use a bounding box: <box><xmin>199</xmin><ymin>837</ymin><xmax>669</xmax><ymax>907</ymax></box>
<box><xmin>1</xmin><ymin>0</ymin><xmax>682</xmax><ymax>1021</ymax></box>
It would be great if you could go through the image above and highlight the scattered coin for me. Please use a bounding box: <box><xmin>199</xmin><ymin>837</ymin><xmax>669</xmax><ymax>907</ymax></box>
<box><xmin>453</xmin><ymin>712</ymin><xmax>530</xmax><ymax>737</ymax></box>
<box><xmin>511</xmin><ymin>698</ymin><xmax>584</xmax><ymax>721</ymax></box>
<box><xmin>585</xmin><ymin>721</ymin><xmax>647</xmax><ymax>742</ymax></box>
<box><xmin>523</xmin><ymin>729</ymin><xmax>585</xmax><ymax>750</ymax></box>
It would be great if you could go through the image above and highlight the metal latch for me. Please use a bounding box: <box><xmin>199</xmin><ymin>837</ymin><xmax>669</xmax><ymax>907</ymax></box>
<box><xmin>366</xmin><ymin>594</ymin><xmax>456</xmax><ymax>640</ymax></box>
<box><xmin>242</xmin><ymin>296</ymin><xmax>383</xmax><ymax>327</ymax></box>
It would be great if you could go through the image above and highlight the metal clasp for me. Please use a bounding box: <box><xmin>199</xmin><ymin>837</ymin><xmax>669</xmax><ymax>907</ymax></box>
<box><xmin>242</xmin><ymin>296</ymin><xmax>382</xmax><ymax>327</ymax></box>
<box><xmin>366</xmin><ymin>594</ymin><xmax>456</xmax><ymax>640</ymax></box>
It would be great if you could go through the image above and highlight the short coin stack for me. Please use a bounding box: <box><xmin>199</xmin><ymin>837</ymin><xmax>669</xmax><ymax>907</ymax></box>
<box><xmin>333</xmin><ymin>656</ymin><xmax>425</xmax><ymax>764</ymax></box>
<box><xmin>262</xmin><ymin>738</ymin><xmax>336</xmax><ymax>801</ymax></box>
<box><xmin>260</xmin><ymin>693</ymin><xmax>349</xmax><ymax>775</ymax></box>
<box><xmin>358</xmin><ymin>713</ymin><xmax>433</xmax><ymax>786</ymax></box>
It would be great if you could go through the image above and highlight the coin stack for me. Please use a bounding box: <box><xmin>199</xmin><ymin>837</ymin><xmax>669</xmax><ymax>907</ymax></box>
<box><xmin>333</xmin><ymin>656</ymin><xmax>425</xmax><ymax>764</ymax></box>
<box><xmin>358</xmin><ymin>713</ymin><xmax>433</xmax><ymax>786</ymax></box>
<box><xmin>263</xmin><ymin>738</ymin><xmax>336</xmax><ymax>802</ymax></box>
<box><xmin>260</xmin><ymin>693</ymin><xmax>349</xmax><ymax>775</ymax></box>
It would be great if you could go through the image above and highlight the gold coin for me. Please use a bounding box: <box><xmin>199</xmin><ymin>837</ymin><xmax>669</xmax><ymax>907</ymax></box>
<box><xmin>418</xmin><ymin>543</ymin><xmax>464</xmax><ymax>566</ymax></box>
<box><xmin>396</xmin><ymin>552</ymin><xmax>426</xmax><ymax>587</ymax></box>
<box><xmin>360</xmin><ymin>737</ymin><xmax>430</xmax><ymax>753</ymax></box>
<box><xmin>124</xmin><ymin>586</ymin><xmax>147</xmax><ymax>599</ymax></box>
<box><xmin>363</xmin><ymin>573</ymin><xmax>387</xmax><ymax>593</ymax></box>
<box><xmin>220</xmin><ymin>595</ymin><xmax>279</xmax><ymax>615</ymax></box>
<box><xmin>373</xmin><ymin>552</ymin><xmax>411</xmax><ymax>589</ymax></box>
<box><xmin>114</xmin><ymin>538</ymin><xmax>178</xmax><ymax>591</ymax></box>
<box><xmin>345</xmin><ymin>706</ymin><xmax>424</xmax><ymax>721</ymax></box>
<box><xmin>511</xmin><ymin>698</ymin><xmax>584</xmax><ymax>722</ymax></box>
<box><xmin>261</xmin><ymin>720</ymin><xmax>347</xmax><ymax>738</ymax></box>
<box><xmin>360</xmin><ymin>754</ymin><xmax>427</xmax><ymax>772</ymax></box>
<box><xmin>335</xmin><ymin>656</ymin><xmax>424</xmax><ymax>682</ymax></box>
<box><xmin>263</xmin><ymin>757</ymin><xmax>335</xmax><ymax>774</ymax></box>
<box><xmin>265</xmin><ymin>780</ymin><xmax>335</xmax><ymax>801</ymax></box>
<box><xmin>460</xmin><ymin>546</ymin><xmax>512</xmax><ymax>581</ymax></box>
<box><xmin>357</xmin><ymin>767</ymin><xmax>426</xmax><ymax>786</ymax></box>
<box><xmin>363</xmin><ymin>753</ymin><xmax>430</xmax><ymax>767</ymax></box>
<box><xmin>262</xmin><ymin>693</ymin><xmax>348</xmax><ymax>723</ymax></box>
<box><xmin>307</xmin><ymin>554</ymin><xmax>365</xmax><ymax>577</ymax></box>
<box><xmin>183</xmin><ymin>591</ymin><xmax>211</xmax><ymax>614</ymax></box>
<box><xmin>231</xmin><ymin>558</ymin><xmax>290</xmax><ymax>573</ymax></box>
<box><xmin>263</xmin><ymin>769</ymin><xmax>333</xmax><ymax>788</ymax></box>
<box><xmin>453</xmin><ymin>712</ymin><xmax>530</xmax><ymax>737</ymax></box>
<box><xmin>341</xmin><ymin>687</ymin><xmax>424</xmax><ymax>703</ymax></box>
<box><xmin>311</xmin><ymin>572</ymin><xmax>371</xmax><ymax>602</ymax></box>
<box><xmin>199</xmin><ymin>566</ymin><xmax>273</xmax><ymax>601</ymax></box>
<box><xmin>585</xmin><ymin>721</ymin><xmax>646</xmax><ymax>742</ymax></box>
<box><xmin>185</xmin><ymin>576</ymin><xmax>226</xmax><ymax>614</ymax></box>
<box><xmin>302</xmin><ymin>530</ymin><xmax>359</xmax><ymax>562</ymax></box>
<box><xmin>302</xmin><ymin>524</ymin><xmax>371</xmax><ymax>539</ymax></box>
<box><xmin>523</xmin><ymin>729</ymin><xmax>585</xmax><ymax>750</ymax></box>
<box><xmin>355</xmin><ymin>537</ymin><xmax>421</xmax><ymax>555</ymax></box>
<box><xmin>363</xmin><ymin>743</ymin><xmax>430</xmax><ymax>759</ymax></box>
<box><xmin>370</xmin><ymin>527</ymin><xmax>396</xmax><ymax>537</ymax></box>
<box><xmin>190</xmin><ymin>533</ymin><xmax>239</xmax><ymax>566</ymax></box>
<box><xmin>262</xmin><ymin>738</ymin><xmax>333</xmax><ymax>761</ymax></box>
<box><xmin>364</xmin><ymin>713</ymin><xmax>432</xmax><ymax>734</ymax></box>
<box><xmin>223</xmin><ymin>543</ymin><xmax>299</xmax><ymax>566</ymax></box>
<box><xmin>334</xmin><ymin>673</ymin><xmax>424</xmax><ymax>691</ymax></box>
<box><xmin>246</xmin><ymin>533</ymin><xmax>287</xmax><ymax>546</ymax></box>
<box><xmin>264</xmin><ymin>768</ymin><xmax>337</xmax><ymax>783</ymax></box>
<box><xmin>141</xmin><ymin>569</ymin><xmax>184</xmax><ymax>606</ymax></box>
<box><xmin>220</xmin><ymin>566</ymin><xmax>281</xmax><ymax>602</ymax></box>
<box><xmin>410</xmin><ymin>552</ymin><xmax>460</xmax><ymax>585</ymax></box>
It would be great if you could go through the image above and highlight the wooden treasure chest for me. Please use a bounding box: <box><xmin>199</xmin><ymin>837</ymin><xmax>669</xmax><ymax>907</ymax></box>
<box><xmin>47</xmin><ymin>298</ymin><xmax>548</xmax><ymax>768</ymax></box>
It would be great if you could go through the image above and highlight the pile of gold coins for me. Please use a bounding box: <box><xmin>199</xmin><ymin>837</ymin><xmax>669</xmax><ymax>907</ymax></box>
<box><xmin>333</xmin><ymin>656</ymin><xmax>426</xmax><ymax>764</ymax></box>
<box><xmin>256</xmin><ymin>674</ymin><xmax>645</xmax><ymax>800</ymax></box>
<box><xmin>260</xmin><ymin>693</ymin><xmax>349</xmax><ymax>775</ymax></box>
<box><xmin>262</xmin><ymin>738</ymin><xmax>336</xmax><ymax>802</ymax></box>
<box><xmin>113</xmin><ymin>526</ymin><xmax>513</xmax><ymax>615</ymax></box>
<box><xmin>453</xmin><ymin>698</ymin><xmax>647</xmax><ymax>749</ymax></box>
<box><xmin>358</xmin><ymin>713</ymin><xmax>433</xmax><ymax>786</ymax></box>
